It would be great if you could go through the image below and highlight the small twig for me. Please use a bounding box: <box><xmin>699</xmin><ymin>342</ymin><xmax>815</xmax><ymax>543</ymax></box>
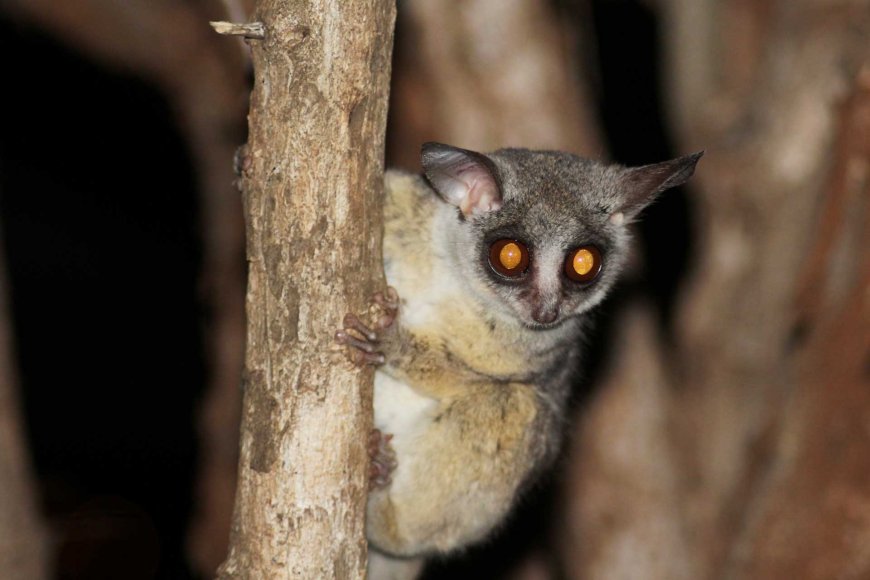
<box><xmin>210</xmin><ymin>21</ymin><xmax>265</xmax><ymax>40</ymax></box>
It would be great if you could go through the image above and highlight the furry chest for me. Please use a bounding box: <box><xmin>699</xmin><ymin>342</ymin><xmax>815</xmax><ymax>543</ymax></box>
<box><xmin>373</xmin><ymin>372</ymin><xmax>436</xmax><ymax>445</ymax></box>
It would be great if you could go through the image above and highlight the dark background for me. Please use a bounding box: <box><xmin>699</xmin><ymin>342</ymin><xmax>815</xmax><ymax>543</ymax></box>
<box><xmin>0</xmin><ymin>1</ymin><xmax>691</xmax><ymax>578</ymax></box>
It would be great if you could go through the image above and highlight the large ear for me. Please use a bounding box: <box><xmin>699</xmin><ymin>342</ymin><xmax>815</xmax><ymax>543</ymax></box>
<box><xmin>614</xmin><ymin>151</ymin><xmax>703</xmax><ymax>222</ymax></box>
<box><xmin>421</xmin><ymin>142</ymin><xmax>502</xmax><ymax>217</ymax></box>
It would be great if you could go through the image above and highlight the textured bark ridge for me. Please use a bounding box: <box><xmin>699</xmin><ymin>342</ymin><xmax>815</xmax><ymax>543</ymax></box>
<box><xmin>217</xmin><ymin>1</ymin><xmax>395</xmax><ymax>578</ymax></box>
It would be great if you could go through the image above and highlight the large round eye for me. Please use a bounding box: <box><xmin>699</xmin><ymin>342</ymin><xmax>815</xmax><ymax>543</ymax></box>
<box><xmin>489</xmin><ymin>239</ymin><xmax>530</xmax><ymax>278</ymax></box>
<box><xmin>565</xmin><ymin>245</ymin><xmax>602</xmax><ymax>283</ymax></box>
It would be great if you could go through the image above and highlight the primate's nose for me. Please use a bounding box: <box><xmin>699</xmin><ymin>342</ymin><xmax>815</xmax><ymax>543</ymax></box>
<box><xmin>532</xmin><ymin>305</ymin><xmax>558</xmax><ymax>324</ymax></box>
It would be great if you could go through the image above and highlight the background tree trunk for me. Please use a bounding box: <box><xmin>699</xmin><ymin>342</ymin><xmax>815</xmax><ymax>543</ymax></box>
<box><xmin>388</xmin><ymin>0</ymin><xmax>602</xmax><ymax>170</ymax></box>
<box><xmin>563</xmin><ymin>1</ymin><xmax>870</xmax><ymax>578</ymax></box>
<box><xmin>217</xmin><ymin>1</ymin><xmax>395</xmax><ymax>577</ymax></box>
<box><xmin>0</xmin><ymin>1</ymin><xmax>252</xmax><ymax>573</ymax></box>
<box><xmin>0</xmin><ymin>229</ymin><xmax>48</xmax><ymax>580</ymax></box>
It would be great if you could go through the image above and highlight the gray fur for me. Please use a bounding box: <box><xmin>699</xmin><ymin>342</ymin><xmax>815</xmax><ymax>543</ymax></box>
<box><xmin>427</xmin><ymin>144</ymin><xmax>702</xmax><ymax>330</ymax></box>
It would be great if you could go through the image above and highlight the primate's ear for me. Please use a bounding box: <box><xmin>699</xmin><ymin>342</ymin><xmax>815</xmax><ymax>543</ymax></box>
<box><xmin>421</xmin><ymin>142</ymin><xmax>502</xmax><ymax>217</ymax></box>
<box><xmin>613</xmin><ymin>151</ymin><xmax>704</xmax><ymax>221</ymax></box>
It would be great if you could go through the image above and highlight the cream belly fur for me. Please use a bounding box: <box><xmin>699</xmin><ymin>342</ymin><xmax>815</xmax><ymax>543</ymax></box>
<box><xmin>375</xmin><ymin>241</ymin><xmax>444</xmax><ymax>498</ymax></box>
<box><xmin>372</xmin><ymin>371</ymin><xmax>436</xmax><ymax>493</ymax></box>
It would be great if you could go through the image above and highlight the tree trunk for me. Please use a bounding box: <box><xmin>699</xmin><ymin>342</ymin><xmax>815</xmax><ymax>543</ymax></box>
<box><xmin>388</xmin><ymin>0</ymin><xmax>601</xmax><ymax>170</ymax></box>
<box><xmin>563</xmin><ymin>1</ymin><xmax>870</xmax><ymax>578</ymax></box>
<box><xmin>0</xmin><ymin>229</ymin><xmax>49</xmax><ymax>580</ymax></box>
<box><xmin>217</xmin><ymin>1</ymin><xmax>395</xmax><ymax>578</ymax></box>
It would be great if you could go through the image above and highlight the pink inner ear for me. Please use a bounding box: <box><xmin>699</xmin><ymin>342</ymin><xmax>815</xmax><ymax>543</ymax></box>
<box><xmin>460</xmin><ymin>174</ymin><xmax>502</xmax><ymax>216</ymax></box>
<box><xmin>422</xmin><ymin>143</ymin><xmax>503</xmax><ymax>215</ymax></box>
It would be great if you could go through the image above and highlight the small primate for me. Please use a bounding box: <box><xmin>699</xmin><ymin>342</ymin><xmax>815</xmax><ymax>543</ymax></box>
<box><xmin>336</xmin><ymin>142</ymin><xmax>702</xmax><ymax>579</ymax></box>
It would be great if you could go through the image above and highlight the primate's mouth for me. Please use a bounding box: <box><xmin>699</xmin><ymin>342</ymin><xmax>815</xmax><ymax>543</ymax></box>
<box><xmin>522</xmin><ymin>317</ymin><xmax>565</xmax><ymax>331</ymax></box>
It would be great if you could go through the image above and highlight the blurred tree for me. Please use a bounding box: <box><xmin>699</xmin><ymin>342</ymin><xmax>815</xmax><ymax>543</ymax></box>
<box><xmin>0</xmin><ymin>0</ymin><xmax>251</xmax><ymax>573</ymax></box>
<box><xmin>565</xmin><ymin>0</ymin><xmax>870</xmax><ymax>578</ymax></box>
<box><xmin>388</xmin><ymin>0</ymin><xmax>602</xmax><ymax>170</ymax></box>
<box><xmin>0</xmin><ymin>228</ymin><xmax>48</xmax><ymax>580</ymax></box>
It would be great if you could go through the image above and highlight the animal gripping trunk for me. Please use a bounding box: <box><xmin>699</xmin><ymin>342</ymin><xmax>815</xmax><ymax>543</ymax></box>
<box><xmin>216</xmin><ymin>1</ymin><xmax>396</xmax><ymax>578</ymax></box>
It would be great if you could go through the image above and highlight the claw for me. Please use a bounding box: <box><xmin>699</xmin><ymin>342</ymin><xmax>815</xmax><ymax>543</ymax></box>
<box><xmin>335</xmin><ymin>330</ymin><xmax>378</xmax><ymax>353</ymax></box>
<box><xmin>372</xmin><ymin>287</ymin><xmax>399</xmax><ymax>329</ymax></box>
<box><xmin>335</xmin><ymin>288</ymin><xmax>400</xmax><ymax>367</ymax></box>
<box><xmin>374</xmin><ymin>286</ymin><xmax>400</xmax><ymax>312</ymax></box>
<box><xmin>368</xmin><ymin>429</ymin><xmax>397</xmax><ymax>490</ymax></box>
<box><xmin>335</xmin><ymin>324</ymin><xmax>385</xmax><ymax>367</ymax></box>
<box><xmin>356</xmin><ymin>351</ymin><xmax>385</xmax><ymax>365</ymax></box>
<box><xmin>342</xmin><ymin>313</ymin><xmax>377</xmax><ymax>341</ymax></box>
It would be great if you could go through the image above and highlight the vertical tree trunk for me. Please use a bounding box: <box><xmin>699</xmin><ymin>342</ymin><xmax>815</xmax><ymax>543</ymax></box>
<box><xmin>667</xmin><ymin>2</ymin><xmax>869</xmax><ymax>575</ymax></box>
<box><xmin>217</xmin><ymin>1</ymin><xmax>395</xmax><ymax>578</ymax></box>
<box><xmin>388</xmin><ymin>0</ymin><xmax>601</xmax><ymax>170</ymax></box>
<box><xmin>0</xmin><ymin>230</ymin><xmax>49</xmax><ymax>580</ymax></box>
<box><xmin>563</xmin><ymin>1</ymin><xmax>870</xmax><ymax>578</ymax></box>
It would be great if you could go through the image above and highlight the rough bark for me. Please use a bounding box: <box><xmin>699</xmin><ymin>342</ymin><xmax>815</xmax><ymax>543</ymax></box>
<box><xmin>565</xmin><ymin>1</ymin><xmax>870</xmax><ymax>578</ymax></box>
<box><xmin>0</xmin><ymin>229</ymin><xmax>49</xmax><ymax>580</ymax></box>
<box><xmin>388</xmin><ymin>0</ymin><xmax>601</xmax><ymax>170</ymax></box>
<box><xmin>216</xmin><ymin>1</ymin><xmax>395</xmax><ymax>578</ymax></box>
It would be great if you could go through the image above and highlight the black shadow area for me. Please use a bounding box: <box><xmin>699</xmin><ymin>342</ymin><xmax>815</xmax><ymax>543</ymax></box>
<box><xmin>0</xmin><ymin>16</ymin><xmax>204</xmax><ymax>580</ymax></box>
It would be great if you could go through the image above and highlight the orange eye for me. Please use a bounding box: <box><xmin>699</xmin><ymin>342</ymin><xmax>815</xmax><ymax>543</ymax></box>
<box><xmin>565</xmin><ymin>245</ymin><xmax>602</xmax><ymax>283</ymax></box>
<box><xmin>489</xmin><ymin>239</ymin><xmax>529</xmax><ymax>277</ymax></box>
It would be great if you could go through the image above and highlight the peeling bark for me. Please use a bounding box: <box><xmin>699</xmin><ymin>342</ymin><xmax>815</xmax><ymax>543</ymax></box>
<box><xmin>217</xmin><ymin>1</ymin><xmax>395</xmax><ymax>578</ymax></box>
